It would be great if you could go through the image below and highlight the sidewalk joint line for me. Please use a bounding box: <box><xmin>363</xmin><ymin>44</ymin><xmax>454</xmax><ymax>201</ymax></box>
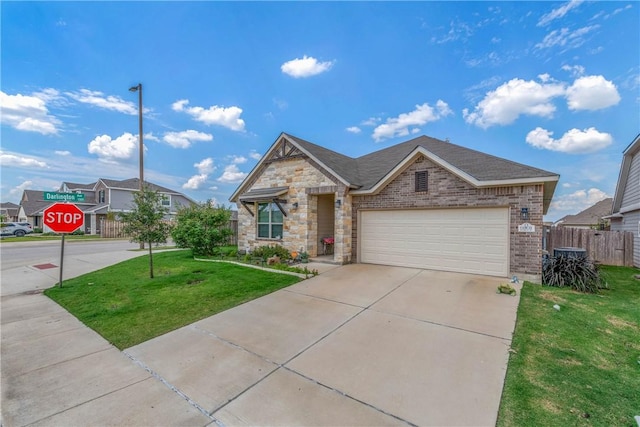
<box><xmin>122</xmin><ymin>350</ymin><xmax>223</xmax><ymax>426</ymax></box>
<box><xmin>283</xmin><ymin>366</ymin><xmax>418</xmax><ymax>427</ymax></box>
<box><xmin>24</xmin><ymin>376</ymin><xmax>151</xmax><ymax>426</ymax></box>
<box><xmin>368</xmin><ymin>307</ymin><xmax>513</xmax><ymax>341</ymax></box>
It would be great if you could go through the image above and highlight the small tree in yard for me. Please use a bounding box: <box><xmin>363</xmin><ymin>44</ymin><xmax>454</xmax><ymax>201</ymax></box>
<box><xmin>120</xmin><ymin>186</ymin><xmax>172</xmax><ymax>278</ymax></box>
<box><xmin>172</xmin><ymin>201</ymin><xmax>233</xmax><ymax>256</ymax></box>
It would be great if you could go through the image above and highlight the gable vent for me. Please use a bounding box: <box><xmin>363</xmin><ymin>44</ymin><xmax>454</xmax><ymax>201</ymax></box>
<box><xmin>415</xmin><ymin>171</ymin><xmax>428</xmax><ymax>192</ymax></box>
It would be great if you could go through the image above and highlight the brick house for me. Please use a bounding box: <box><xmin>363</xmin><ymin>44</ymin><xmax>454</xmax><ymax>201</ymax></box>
<box><xmin>230</xmin><ymin>133</ymin><xmax>559</xmax><ymax>279</ymax></box>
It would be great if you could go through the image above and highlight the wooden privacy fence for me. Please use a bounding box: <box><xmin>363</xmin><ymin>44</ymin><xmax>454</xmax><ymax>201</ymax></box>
<box><xmin>100</xmin><ymin>219</ymin><xmax>238</xmax><ymax>245</ymax></box>
<box><xmin>100</xmin><ymin>219</ymin><xmax>129</xmax><ymax>238</ymax></box>
<box><xmin>547</xmin><ymin>227</ymin><xmax>634</xmax><ymax>266</ymax></box>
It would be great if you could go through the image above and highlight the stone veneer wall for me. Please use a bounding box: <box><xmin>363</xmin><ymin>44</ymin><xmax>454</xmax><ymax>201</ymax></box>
<box><xmin>236</xmin><ymin>156</ymin><xmax>352</xmax><ymax>262</ymax></box>
<box><xmin>350</xmin><ymin>156</ymin><xmax>545</xmax><ymax>278</ymax></box>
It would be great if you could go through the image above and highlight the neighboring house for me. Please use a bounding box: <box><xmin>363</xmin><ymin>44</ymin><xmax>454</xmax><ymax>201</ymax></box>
<box><xmin>609</xmin><ymin>133</ymin><xmax>640</xmax><ymax>267</ymax></box>
<box><xmin>19</xmin><ymin>178</ymin><xmax>194</xmax><ymax>235</ymax></box>
<box><xmin>231</xmin><ymin>133</ymin><xmax>559</xmax><ymax>279</ymax></box>
<box><xmin>553</xmin><ymin>198</ymin><xmax>613</xmax><ymax>229</ymax></box>
<box><xmin>0</xmin><ymin>202</ymin><xmax>20</xmax><ymax>222</ymax></box>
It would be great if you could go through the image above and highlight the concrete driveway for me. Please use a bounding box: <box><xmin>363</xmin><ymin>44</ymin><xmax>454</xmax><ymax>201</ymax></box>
<box><xmin>124</xmin><ymin>264</ymin><xmax>521</xmax><ymax>426</ymax></box>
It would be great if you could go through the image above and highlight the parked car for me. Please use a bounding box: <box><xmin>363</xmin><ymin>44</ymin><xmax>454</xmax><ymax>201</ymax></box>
<box><xmin>0</xmin><ymin>222</ymin><xmax>34</xmax><ymax>237</ymax></box>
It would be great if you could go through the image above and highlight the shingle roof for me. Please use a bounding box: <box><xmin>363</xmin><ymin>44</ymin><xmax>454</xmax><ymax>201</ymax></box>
<box><xmin>284</xmin><ymin>134</ymin><xmax>360</xmax><ymax>186</ymax></box>
<box><xmin>20</xmin><ymin>190</ymin><xmax>54</xmax><ymax>216</ymax></box>
<box><xmin>232</xmin><ymin>133</ymin><xmax>560</xmax><ymax>213</ymax></box>
<box><xmin>61</xmin><ymin>181</ymin><xmax>96</xmax><ymax>191</ymax></box>
<box><xmin>0</xmin><ymin>202</ymin><xmax>19</xmax><ymax>218</ymax></box>
<box><xmin>284</xmin><ymin>133</ymin><xmax>557</xmax><ymax>190</ymax></box>
<box><xmin>556</xmin><ymin>198</ymin><xmax>613</xmax><ymax>227</ymax></box>
<box><xmin>99</xmin><ymin>178</ymin><xmax>181</xmax><ymax>194</ymax></box>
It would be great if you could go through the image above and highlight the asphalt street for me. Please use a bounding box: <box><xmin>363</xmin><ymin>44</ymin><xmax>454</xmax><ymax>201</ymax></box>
<box><xmin>0</xmin><ymin>239</ymin><xmax>142</xmax><ymax>296</ymax></box>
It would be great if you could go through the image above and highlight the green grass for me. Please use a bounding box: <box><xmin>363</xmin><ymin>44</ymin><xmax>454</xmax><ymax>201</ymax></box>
<box><xmin>498</xmin><ymin>266</ymin><xmax>640</xmax><ymax>427</ymax></box>
<box><xmin>45</xmin><ymin>250</ymin><xmax>300</xmax><ymax>349</ymax></box>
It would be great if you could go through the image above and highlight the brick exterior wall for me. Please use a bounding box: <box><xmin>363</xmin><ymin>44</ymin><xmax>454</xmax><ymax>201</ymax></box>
<box><xmin>351</xmin><ymin>156</ymin><xmax>545</xmax><ymax>278</ymax></box>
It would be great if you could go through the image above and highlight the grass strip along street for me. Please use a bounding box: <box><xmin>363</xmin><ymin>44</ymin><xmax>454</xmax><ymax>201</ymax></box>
<box><xmin>498</xmin><ymin>266</ymin><xmax>640</xmax><ymax>426</ymax></box>
<box><xmin>45</xmin><ymin>250</ymin><xmax>300</xmax><ymax>349</ymax></box>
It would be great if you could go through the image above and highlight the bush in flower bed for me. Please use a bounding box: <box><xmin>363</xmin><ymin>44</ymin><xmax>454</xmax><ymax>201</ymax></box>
<box><xmin>251</xmin><ymin>245</ymin><xmax>291</xmax><ymax>261</ymax></box>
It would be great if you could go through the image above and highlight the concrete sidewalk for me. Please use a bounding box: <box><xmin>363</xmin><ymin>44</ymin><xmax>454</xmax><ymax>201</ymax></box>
<box><xmin>1</xmin><ymin>248</ymin><xmax>213</xmax><ymax>426</ymax></box>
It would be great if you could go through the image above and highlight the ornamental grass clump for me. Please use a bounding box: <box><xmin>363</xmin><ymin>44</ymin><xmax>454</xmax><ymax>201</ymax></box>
<box><xmin>542</xmin><ymin>255</ymin><xmax>607</xmax><ymax>293</ymax></box>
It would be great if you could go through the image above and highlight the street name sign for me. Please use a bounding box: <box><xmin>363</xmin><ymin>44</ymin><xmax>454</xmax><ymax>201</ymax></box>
<box><xmin>44</xmin><ymin>203</ymin><xmax>84</xmax><ymax>234</ymax></box>
<box><xmin>43</xmin><ymin>192</ymin><xmax>86</xmax><ymax>202</ymax></box>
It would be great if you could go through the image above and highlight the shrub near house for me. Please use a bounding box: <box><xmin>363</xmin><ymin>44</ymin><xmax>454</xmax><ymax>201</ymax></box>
<box><xmin>172</xmin><ymin>202</ymin><xmax>233</xmax><ymax>256</ymax></box>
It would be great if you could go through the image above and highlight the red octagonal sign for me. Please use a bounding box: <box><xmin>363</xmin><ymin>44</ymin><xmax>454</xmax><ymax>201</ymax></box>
<box><xmin>44</xmin><ymin>203</ymin><xmax>84</xmax><ymax>234</ymax></box>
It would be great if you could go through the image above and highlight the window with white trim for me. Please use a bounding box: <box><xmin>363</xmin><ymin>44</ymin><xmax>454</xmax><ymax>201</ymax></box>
<box><xmin>161</xmin><ymin>195</ymin><xmax>170</xmax><ymax>206</ymax></box>
<box><xmin>257</xmin><ymin>202</ymin><xmax>283</xmax><ymax>239</ymax></box>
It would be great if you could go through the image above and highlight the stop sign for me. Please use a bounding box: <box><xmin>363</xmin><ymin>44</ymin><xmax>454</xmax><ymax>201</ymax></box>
<box><xmin>43</xmin><ymin>203</ymin><xmax>84</xmax><ymax>233</ymax></box>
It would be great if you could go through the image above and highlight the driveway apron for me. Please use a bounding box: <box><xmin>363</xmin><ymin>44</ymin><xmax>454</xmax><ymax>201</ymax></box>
<box><xmin>126</xmin><ymin>264</ymin><xmax>520</xmax><ymax>426</ymax></box>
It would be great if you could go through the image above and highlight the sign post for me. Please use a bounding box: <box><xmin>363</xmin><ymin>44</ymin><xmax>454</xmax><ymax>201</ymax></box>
<box><xmin>43</xmin><ymin>203</ymin><xmax>85</xmax><ymax>287</ymax></box>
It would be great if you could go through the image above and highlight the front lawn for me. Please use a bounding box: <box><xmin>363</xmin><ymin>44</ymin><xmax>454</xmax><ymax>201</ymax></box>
<box><xmin>45</xmin><ymin>250</ymin><xmax>300</xmax><ymax>349</ymax></box>
<box><xmin>498</xmin><ymin>266</ymin><xmax>640</xmax><ymax>426</ymax></box>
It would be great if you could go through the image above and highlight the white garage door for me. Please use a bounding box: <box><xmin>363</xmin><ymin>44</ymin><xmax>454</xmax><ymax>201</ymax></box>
<box><xmin>359</xmin><ymin>208</ymin><xmax>509</xmax><ymax>277</ymax></box>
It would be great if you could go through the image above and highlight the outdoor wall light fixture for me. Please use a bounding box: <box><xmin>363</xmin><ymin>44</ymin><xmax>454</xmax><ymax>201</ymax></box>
<box><xmin>521</xmin><ymin>207</ymin><xmax>529</xmax><ymax>221</ymax></box>
<box><xmin>292</xmin><ymin>202</ymin><xmax>299</xmax><ymax>209</ymax></box>
<box><xmin>335</xmin><ymin>199</ymin><xmax>342</xmax><ymax>208</ymax></box>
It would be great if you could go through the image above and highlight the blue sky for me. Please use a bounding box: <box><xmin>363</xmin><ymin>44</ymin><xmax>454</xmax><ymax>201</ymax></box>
<box><xmin>1</xmin><ymin>1</ymin><xmax>638</xmax><ymax>221</ymax></box>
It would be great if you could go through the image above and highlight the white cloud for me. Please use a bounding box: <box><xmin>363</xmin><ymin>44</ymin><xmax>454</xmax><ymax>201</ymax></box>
<box><xmin>372</xmin><ymin>100</ymin><xmax>452</xmax><ymax>142</ymax></box>
<box><xmin>195</xmin><ymin>157</ymin><xmax>215</xmax><ymax>174</ymax></box>
<box><xmin>55</xmin><ymin>150</ymin><xmax>71</xmax><ymax>156</ymax></box>
<box><xmin>88</xmin><ymin>132</ymin><xmax>137</xmax><ymax>161</ymax></box>
<box><xmin>361</xmin><ymin>117</ymin><xmax>381</xmax><ymax>126</ymax></box>
<box><xmin>144</xmin><ymin>132</ymin><xmax>160</xmax><ymax>142</ymax></box>
<box><xmin>66</xmin><ymin>89</ymin><xmax>137</xmax><ymax>115</ymax></box>
<box><xmin>463</xmin><ymin>77</ymin><xmax>565</xmax><ymax>128</ymax></box>
<box><xmin>231</xmin><ymin>156</ymin><xmax>247</xmax><ymax>164</ymax></box>
<box><xmin>561</xmin><ymin>64</ymin><xmax>585</xmax><ymax>77</ymax></box>
<box><xmin>162</xmin><ymin>130</ymin><xmax>213</xmax><ymax>149</ymax></box>
<box><xmin>9</xmin><ymin>180</ymin><xmax>34</xmax><ymax>196</ymax></box>
<box><xmin>281</xmin><ymin>55</ymin><xmax>334</xmax><ymax>78</ymax></box>
<box><xmin>32</xmin><ymin>88</ymin><xmax>66</xmax><ymax>105</ymax></box>
<box><xmin>249</xmin><ymin>150</ymin><xmax>262</xmax><ymax>160</ymax></box>
<box><xmin>538</xmin><ymin>0</ymin><xmax>583</xmax><ymax>26</ymax></box>
<box><xmin>172</xmin><ymin>99</ymin><xmax>245</xmax><ymax>131</ymax></box>
<box><xmin>217</xmin><ymin>164</ymin><xmax>247</xmax><ymax>183</ymax></box>
<box><xmin>0</xmin><ymin>91</ymin><xmax>60</xmax><ymax>135</ymax></box>
<box><xmin>550</xmin><ymin>188</ymin><xmax>609</xmax><ymax>214</ymax></box>
<box><xmin>526</xmin><ymin>127</ymin><xmax>612</xmax><ymax>154</ymax></box>
<box><xmin>0</xmin><ymin>152</ymin><xmax>48</xmax><ymax>168</ymax></box>
<box><xmin>566</xmin><ymin>75</ymin><xmax>620</xmax><ymax>111</ymax></box>
<box><xmin>182</xmin><ymin>174</ymin><xmax>208</xmax><ymax>190</ymax></box>
<box><xmin>535</xmin><ymin>25</ymin><xmax>599</xmax><ymax>50</ymax></box>
<box><xmin>273</xmin><ymin>98</ymin><xmax>288</xmax><ymax>110</ymax></box>
<box><xmin>346</xmin><ymin>126</ymin><xmax>362</xmax><ymax>134</ymax></box>
<box><xmin>431</xmin><ymin>19</ymin><xmax>474</xmax><ymax>44</ymax></box>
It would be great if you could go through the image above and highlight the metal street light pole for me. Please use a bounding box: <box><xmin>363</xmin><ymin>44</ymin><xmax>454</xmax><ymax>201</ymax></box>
<box><xmin>128</xmin><ymin>83</ymin><xmax>144</xmax><ymax>190</ymax></box>
<box><xmin>129</xmin><ymin>83</ymin><xmax>144</xmax><ymax>250</ymax></box>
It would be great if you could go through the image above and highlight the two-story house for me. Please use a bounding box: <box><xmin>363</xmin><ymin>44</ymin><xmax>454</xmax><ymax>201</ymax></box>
<box><xmin>19</xmin><ymin>178</ymin><xmax>195</xmax><ymax>234</ymax></box>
